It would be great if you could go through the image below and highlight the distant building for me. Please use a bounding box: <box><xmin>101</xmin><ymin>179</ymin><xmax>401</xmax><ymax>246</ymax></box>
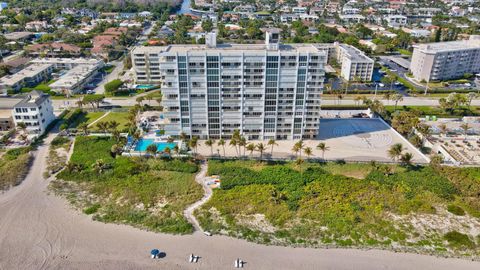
<box><xmin>2</xmin><ymin>32</ymin><xmax>34</xmax><ymax>42</ymax></box>
<box><xmin>0</xmin><ymin>109</ymin><xmax>14</xmax><ymax>131</ymax></box>
<box><xmin>12</xmin><ymin>90</ymin><xmax>55</xmax><ymax>135</ymax></box>
<box><xmin>25</xmin><ymin>21</ymin><xmax>49</xmax><ymax>32</ymax></box>
<box><xmin>336</xmin><ymin>43</ymin><xmax>374</xmax><ymax>82</ymax></box>
<box><xmin>410</xmin><ymin>35</ymin><xmax>480</xmax><ymax>82</ymax></box>
<box><xmin>26</xmin><ymin>42</ymin><xmax>82</xmax><ymax>58</ymax></box>
<box><xmin>386</xmin><ymin>15</ymin><xmax>408</xmax><ymax>28</ymax></box>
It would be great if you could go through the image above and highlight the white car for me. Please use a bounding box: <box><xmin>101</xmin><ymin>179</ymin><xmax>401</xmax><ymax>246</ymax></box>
<box><xmin>203</xmin><ymin>231</ymin><xmax>212</xmax><ymax>236</ymax></box>
<box><xmin>378</xmin><ymin>83</ymin><xmax>385</xmax><ymax>87</ymax></box>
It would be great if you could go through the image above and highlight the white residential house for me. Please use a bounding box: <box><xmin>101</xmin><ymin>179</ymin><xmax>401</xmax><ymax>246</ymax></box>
<box><xmin>386</xmin><ymin>15</ymin><xmax>408</xmax><ymax>28</ymax></box>
<box><xmin>12</xmin><ymin>90</ymin><xmax>55</xmax><ymax>135</ymax></box>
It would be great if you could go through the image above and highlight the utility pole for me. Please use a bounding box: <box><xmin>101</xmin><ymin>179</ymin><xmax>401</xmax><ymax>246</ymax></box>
<box><xmin>374</xmin><ymin>83</ymin><xmax>378</xmax><ymax>97</ymax></box>
<box><xmin>424</xmin><ymin>80</ymin><xmax>429</xmax><ymax>95</ymax></box>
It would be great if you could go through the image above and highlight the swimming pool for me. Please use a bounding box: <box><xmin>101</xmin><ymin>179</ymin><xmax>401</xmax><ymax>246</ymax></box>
<box><xmin>135</xmin><ymin>84</ymin><xmax>155</xmax><ymax>90</ymax></box>
<box><xmin>134</xmin><ymin>139</ymin><xmax>177</xmax><ymax>152</ymax></box>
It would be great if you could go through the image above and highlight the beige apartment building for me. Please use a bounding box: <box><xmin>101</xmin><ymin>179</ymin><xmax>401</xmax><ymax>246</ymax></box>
<box><xmin>335</xmin><ymin>43</ymin><xmax>374</xmax><ymax>82</ymax></box>
<box><xmin>410</xmin><ymin>35</ymin><xmax>480</xmax><ymax>82</ymax></box>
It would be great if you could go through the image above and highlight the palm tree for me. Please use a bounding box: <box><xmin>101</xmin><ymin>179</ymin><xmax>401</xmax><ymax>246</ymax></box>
<box><xmin>146</xmin><ymin>144</ymin><xmax>158</xmax><ymax>157</ymax></box>
<box><xmin>17</xmin><ymin>122</ymin><xmax>27</xmax><ymax>134</ymax></box>
<box><xmin>167</xmin><ymin>136</ymin><xmax>175</xmax><ymax>143</ymax></box>
<box><xmin>189</xmin><ymin>136</ymin><xmax>199</xmax><ymax>157</ymax></box>
<box><xmin>267</xmin><ymin>139</ymin><xmax>278</xmax><ymax>156</ymax></box>
<box><xmin>400</xmin><ymin>152</ymin><xmax>413</xmax><ymax>167</ymax></box>
<box><xmin>93</xmin><ymin>159</ymin><xmax>109</xmax><ymax>174</ymax></box>
<box><xmin>439</xmin><ymin>123</ymin><xmax>448</xmax><ymax>137</ymax></box>
<box><xmin>383</xmin><ymin>92</ymin><xmax>392</xmax><ymax>105</ymax></box>
<box><xmin>108</xmin><ymin>120</ymin><xmax>119</xmax><ymax>133</ymax></box>
<box><xmin>388</xmin><ymin>143</ymin><xmax>404</xmax><ymax>162</ymax></box>
<box><xmin>294</xmin><ymin>140</ymin><xmax>305</xmax><ymax>159</ymax></box>
<box><xmin>304</xmin><ymin>146</ymin><xmax>313</xmax><ymax>161</ymax></box>
<box><xmin>173</xmin><ymin>145</ymin><xmax>180</xmax><ymax>156</ymax></box>
<box><xmin>96</xmin><ymin>121</ymin><xmax>109</xmax><ymax>134</ymax></box>
<box><xmin>239</xmin><ymin>136</ymin><xmax>247</xmax><ymax>158</ymax></box>
<box><xmin>229</xmin><ymin>138</ymin><xmax>238</xmax><ymax>157</ymax></box>
<box><xmin>164</xmin><ymin>147</ymin><xmax>171</xmax><ymax>158</ymax></box>
<box><xmin>205</xmin><ymin>138</ymin><xmax>215</xmax><ymax>156</ymax></box>
<box><xmin>392</xmin><ymin>93</ymin><xmax>403</xmax><ymax>111</ymax></box>
<box><xmin>292</xmin><ymin>144</ymin><xmax>300</xmax><ymax>158</ymax></box>
<box><xmin>19</xmin><ymin>133</ymin><xmax>29</xmax><ymax>144</ymax></box>
<box><xmin>218</xmin><ymin>139</ymin><xmax>226</xmax><ymax>157</ymax></box>
<box><xmin>256</xmin><ymin>143</ymin><xmax>266</xmax><ymax>161</ymax></box>
<box><xmin>460</xmin><ymin>123</ymin><xmax>470</xmax><ymax>140</ymax></box>
<box><xmin>246</xmin><ymin>143</ymin><xmax>256</xmax><ymax>157</ymax></box>
<box><xmin>316</xmin><ymin>142</ymin><xmax>329</xmax><ymax>160</ymax></box>
<box><xmin>78</xmin><ymin>122</ymin><xmax>89</xmax><ymax>135</ymax></box>
<box><xmin>110</xmin><ymin>144</ymin><xmax>123</xmax><ymax>157</ymax></box>
<box><xmin>112</xmin><ymin>129</ymin><xmax>121</xmax><ymax>142</ymax></box>
<box><xmin>179</xmin><ymin>132</ymin><xmax>188</xmax><ymax>142</ymax></box>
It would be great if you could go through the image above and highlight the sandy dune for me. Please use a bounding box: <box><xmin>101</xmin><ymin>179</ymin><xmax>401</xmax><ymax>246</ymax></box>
<box><xmin>0</xmin><ymin>133</ymin><xmax>479</xmax><ymax>270</ymax></box>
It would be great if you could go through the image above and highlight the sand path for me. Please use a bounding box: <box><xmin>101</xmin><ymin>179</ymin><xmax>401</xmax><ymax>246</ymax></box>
<box><xmin>183</xmin><ymin>162</ymin><xmax>212</xmax><ymax>232</ymax></box>
<box><xmin>1</xmin><ymin>132</ymin><xmax>480</xmax><ymax>270</ymax></box>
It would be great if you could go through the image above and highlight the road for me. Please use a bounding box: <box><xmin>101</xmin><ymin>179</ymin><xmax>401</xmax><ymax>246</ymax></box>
<box><xmin>52</xmin><ymin>95</ymin><xmax>480</xmax><ymax>111</ymax></box>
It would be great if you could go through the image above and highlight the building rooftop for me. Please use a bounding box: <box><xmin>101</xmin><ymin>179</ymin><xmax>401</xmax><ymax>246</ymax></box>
<box><xmin>2</xmin><ymin>31</ymin><xmax>34</xmax><ymax>40</ymax></box>
<box><xmin>49</xmin><ymin>64</ymin><xmax>99</xmax><ymax>89</ymax></box>
<box><xmin>414</xmin><ymin>35</ymin><xmax>480</xmax><ymax>53</ymax></box>
<box><xmin>0</xmin><ymin>64</ymin><xmax>52</xmax><ymax>86</ymax></box>
<box><xmin>31</xmin><ymin>58</ymin><xmax>102</xmax><ymax>66</ymax></box>
<box><xmin>133</xmin><ymin>43</ymin><xmax>328</xmax><ymax>55</ymax></box>
<box><xmin>338</xmin><ymin>44</ymin><xmax>374</xmax><ymax>63</ymax></box>
<box><xmin>14</xmin><ymin>90</ymin><xmax>49</xmax><ymax>108</ymax></box>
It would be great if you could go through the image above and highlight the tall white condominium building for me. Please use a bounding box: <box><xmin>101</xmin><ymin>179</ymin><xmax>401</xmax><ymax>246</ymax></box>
<box><xmin>12</xmin><ymin>90</ymin><xmax>55</xmax><ymax>135</ymax></box>
<box><xmin>410</xmin><ymin>35</ymin><xmax>480</xmax><ymax>82</ymax></box>
<box><xmin>335</xmin><ymin>43</ymin><xmax>374</xmax><ymax>82</ymax></box>
<box><xmin>132</xmin><ymin>30</ymin><xmax>327</xmax><ymax>140</ymax></box>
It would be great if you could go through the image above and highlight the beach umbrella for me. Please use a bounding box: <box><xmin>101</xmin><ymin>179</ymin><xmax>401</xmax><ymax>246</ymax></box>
<box><xmin>151</xmin><ymin>249</ymin><xmax>160</xmax><ymax>256</ymax></box>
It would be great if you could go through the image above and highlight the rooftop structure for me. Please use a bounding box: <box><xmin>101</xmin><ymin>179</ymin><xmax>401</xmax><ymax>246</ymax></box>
<box><xmin>410</xmin><ymin>35</ymin><xmax>480</xmax><ymax>81</ymax></box>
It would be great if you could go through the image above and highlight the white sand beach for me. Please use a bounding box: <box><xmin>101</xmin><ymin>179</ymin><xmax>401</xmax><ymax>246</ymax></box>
<box><xmin>0</xmin><ymin>132</ymin><xmax>478</xmax><ymax>270</ymax></box>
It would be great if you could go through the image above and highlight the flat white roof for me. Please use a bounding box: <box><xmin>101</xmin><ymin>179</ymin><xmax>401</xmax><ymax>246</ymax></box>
<box><xmin>0</xmin><ymin>64</ymin><xmax>52</xmax><ymax>86</ymax></box>
<box><xmin>50</xmin><ymin>64</ymin><xmax>99</xmax><ymax>89</ymax></box>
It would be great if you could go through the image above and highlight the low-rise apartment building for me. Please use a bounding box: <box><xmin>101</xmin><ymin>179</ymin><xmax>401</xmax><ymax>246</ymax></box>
<box><xmin>335</xmin><ymin>43</ymin><xmax>374</xmax><ymax>82</ymax></box>
<box><xmin>12</xmin><ymin>90</ymin><xmax>55</xmax><ymax>135</ymax></box>
<box><xmin>410</xmin><ymin>35</ymin><xmax>480</xmax><ymax>82</ymax></box>
<box><xmin>0</xmin><ymin>64</ymin><xmax>53</xmax><ymax>94</ymax></box>
<box><xmin>132</xmin><ymin>31</ymin><xmax>326</xmax><ymax>140</ymax></box>
<box><xmin>49</xmin><ymin>63</ymin><xmax>102</xmax><ymax>94</ymax></box>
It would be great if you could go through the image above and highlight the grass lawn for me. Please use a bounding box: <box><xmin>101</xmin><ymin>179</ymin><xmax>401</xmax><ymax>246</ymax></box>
<box><xmin>90</xmin><ymin>112</ymin><xmax>130</xmax><ymax>132</ymax></box>
<box><xmin>54</xmin><ymin>136</ymin><xmax>203</xmax><ymax>234</ymax></box>
<box><xmin>397</xmin><ymin>49</ymin><xmax>412</xmax><ymax>56</ymax></box>
<box><xmin>195</xmin><ymin>160</ymin><xmax>480</xmax><ymax>257</ymax></box>
<box><xmin>70</xmin><ymin>112</ymin><xmax>106</xmax><ymax>128</ymax></box>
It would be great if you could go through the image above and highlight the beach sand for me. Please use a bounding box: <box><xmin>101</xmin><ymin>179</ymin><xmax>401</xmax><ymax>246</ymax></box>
<box><xmin>0</xmin><ymin>133</ymin><xmax>478</xmax><ymax>270</ymax></box>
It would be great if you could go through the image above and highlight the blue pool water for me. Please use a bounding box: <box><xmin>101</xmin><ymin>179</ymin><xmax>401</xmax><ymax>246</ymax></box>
<box><xmin>136</xmin><ymin>84</ymin><xmax>155</xmax><ymax>90</ymax></box>
<box><xmin>134</xmin><ymin>139</ymin><xmax>177</xmax><ymax>152</ymax></box>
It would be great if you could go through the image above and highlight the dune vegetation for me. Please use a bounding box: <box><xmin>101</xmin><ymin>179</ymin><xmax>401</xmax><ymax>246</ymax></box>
<box><xmin>53</xmin><ymin>136</ymin><xmax>202</xmax><ymax>234</ymax></box>
<box><xmin>195</xmin><ymin>160</ymin><xmax>480</xmax><ymax>257</ymax></box>
<box><xmin>0</xmin><ymin>147</ymin><xmax>33</xmax><ymax>191</ymax></box>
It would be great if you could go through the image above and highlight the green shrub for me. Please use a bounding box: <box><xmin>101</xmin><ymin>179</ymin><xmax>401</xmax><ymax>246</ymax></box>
<box><xmin>104</xmin><ymin>79</ymin><xmax>124</xmax><ymax>93</ymax></box>
<box><xmin>447</xmin><ymin>204</ymin><xmax>465</xmax><ymax>216</ymax></box>
<box><xmin>444</xmin><ymin>231</ymin><xmax>475</xmax><ymax>249</ymax></box>
<box><xmin>83</xmin><ymin>203</ymin><xmax>101</xmax><ymax>214</ymax></box>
